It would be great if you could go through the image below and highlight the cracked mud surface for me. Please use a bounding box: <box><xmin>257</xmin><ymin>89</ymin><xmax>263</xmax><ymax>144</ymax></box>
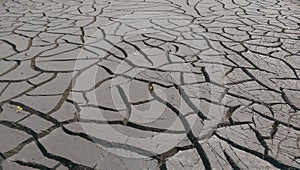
<box><xmin>0</xmin><ymin>0</ymin><xmax>300</xmax><ymax>169</ymax></box>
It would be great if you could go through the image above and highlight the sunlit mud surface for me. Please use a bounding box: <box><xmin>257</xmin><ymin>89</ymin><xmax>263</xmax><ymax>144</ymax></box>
<box><xmin>0</xmin><ymin>0</ymin><xmax>300</xmax><ymax>169</ymax></box>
